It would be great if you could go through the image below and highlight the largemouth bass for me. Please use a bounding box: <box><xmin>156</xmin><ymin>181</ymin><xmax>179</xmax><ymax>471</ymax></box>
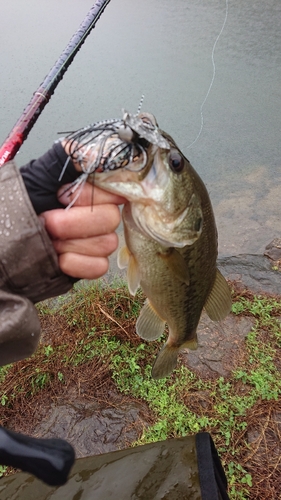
<box><xmin>64</xmin><ymin>112</ymin><xmax>232</xmax><ymax>379</ymax></box>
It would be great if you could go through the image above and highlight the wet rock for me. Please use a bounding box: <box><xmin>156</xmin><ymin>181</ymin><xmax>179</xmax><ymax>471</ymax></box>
<box><xmin>34</xmin><ymin>397</ymin><xmax>150</xmax><ymax>458</ymax></box>
<box><xmin>181</xmin><ymin>311</ymin><xmax>254</xmax><ymax>378</ymax></box>
<box><xmin>218</xmin><ymin>254</ymin><xmax>281</xmax><ymax>295</ymax></box>
<box><xmin>264</xmin><ymin>238</ymin><xmax>281</xmax><ymax>261</ymax></box>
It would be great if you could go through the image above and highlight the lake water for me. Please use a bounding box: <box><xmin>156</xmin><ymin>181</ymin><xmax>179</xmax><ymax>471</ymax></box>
<box><xmin>1</xmin><ymin>0</ymin><xmax>280</xmax><ymax>257</ymax></box>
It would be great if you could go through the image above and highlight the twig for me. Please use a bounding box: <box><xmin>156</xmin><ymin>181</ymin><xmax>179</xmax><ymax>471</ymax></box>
<box><xmin>96</xmin><ymin>304</ymin><xmax>131</xmax><ymax>339</ymax></box>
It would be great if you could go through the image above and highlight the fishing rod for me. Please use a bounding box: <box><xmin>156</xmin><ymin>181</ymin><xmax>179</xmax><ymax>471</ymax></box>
<box><xmin>0</xmin><ymin>0</ymin><xmax>112</xmax><ymax>167</ymax></box>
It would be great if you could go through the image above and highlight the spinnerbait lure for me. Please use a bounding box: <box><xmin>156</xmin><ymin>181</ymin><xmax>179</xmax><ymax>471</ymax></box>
<box><xmin>59</xmin><ymin>110</ymin><xmax>170</xmax><ymax>207</ymax></box>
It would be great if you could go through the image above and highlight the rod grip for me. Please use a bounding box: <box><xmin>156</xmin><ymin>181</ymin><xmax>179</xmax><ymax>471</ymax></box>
<box><xmin>0</xmin><ymin>426</ymin><xmax>75</xmax><ymax>486</ymax></box>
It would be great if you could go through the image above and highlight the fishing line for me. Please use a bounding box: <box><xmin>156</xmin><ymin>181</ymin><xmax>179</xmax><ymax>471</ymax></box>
<box><xmin>186</xmin><ymin>0</ymin><xmax>229</xmax><ymax>149</ymax></box>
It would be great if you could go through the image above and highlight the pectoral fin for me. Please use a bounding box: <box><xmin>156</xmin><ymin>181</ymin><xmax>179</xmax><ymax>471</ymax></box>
<box><xmin>118</xmin><ymin>246</ymin><xmax>140</xmax><ymax>295</ymax></box>
<box><xmin>136</xmin><ymin>299</ymin><xmax>166</xmax><ymax>341</ymax></box>
<box><xmin>117</xmin><ymin>246</ymin><xmax>130</xmax><ymax>269</ymax></box>
<box><xmin>127</xmin><ymin>255</ymin><xmax>140</xmax><ymax>296</ymax></box>
<box><xmin>159</xmin><ymin>248</ymin><xmax>190</xmax><ymax>285</ymax></box>
<box><xmin>204</xmin><ymin>269</ymin><xmax>232</xmax><ymax>321</ymax></box>
<box><xmin>152</xmin><ymin>344</ymin><xmax>179</xmax><ymax>379</ymax></box>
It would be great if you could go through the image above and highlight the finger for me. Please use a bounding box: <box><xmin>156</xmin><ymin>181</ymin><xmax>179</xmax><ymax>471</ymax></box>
<box><xmin>41</xmin><ymin>205</ymin><xmax>121</xmax><ymax>239</ymax></box>
<box><xmin>52</xmin><ymin>233</ymin><xmax>118</xmax><ymax>257</ymax></box>
<box><xmin>58</xmin><ymin>253</ymin><xmax>109</xmax><ymax>279</ymax></box>
<box><xmin>58</xmin><ymin>183</ymin><xmax>126</xmax><ymax>207</ymax></box>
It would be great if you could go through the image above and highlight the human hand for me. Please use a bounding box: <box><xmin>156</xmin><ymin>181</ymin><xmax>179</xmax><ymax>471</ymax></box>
<box><xmin>39</xmin><ymin>183</ymin><xmax>125</xmax><ymax>280</ymax></box>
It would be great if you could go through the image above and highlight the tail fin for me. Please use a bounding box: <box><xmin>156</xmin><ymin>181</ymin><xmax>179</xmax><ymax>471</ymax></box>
<box><xmin>151</xmin><ymin>344</ymin><xmax>179</xmax><ymax>379</ymax></box>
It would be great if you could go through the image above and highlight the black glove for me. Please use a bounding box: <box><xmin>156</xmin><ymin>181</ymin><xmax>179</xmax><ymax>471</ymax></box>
<box><xmin>20</xmin><ymin>141</ymin><xmax>80</xmax><ymax>214</ymax></box>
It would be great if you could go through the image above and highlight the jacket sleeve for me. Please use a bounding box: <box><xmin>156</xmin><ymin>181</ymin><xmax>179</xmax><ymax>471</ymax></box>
<box><xmin>0</xmin><ymin>159</ymin><xmax>74</xmax><ymax>366</ymax></box>
<box><xmin>0</xmin><ymin>290</ymin><xmax>41</xmax><ymax>365</ymax></box>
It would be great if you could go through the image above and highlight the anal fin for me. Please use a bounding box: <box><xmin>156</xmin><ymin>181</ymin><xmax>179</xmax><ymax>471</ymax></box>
<box><xmin>136</xmin><ymin>299</ymin><xmax>166</xmax><ymax>341</ymax></box>
<box><xmin>204</xmin><ymin>268</ymin><xmax>232</xmax><ymax>321</ymax></box>
<box><xmin>181</xmin><ymin>335</ymin><xmax>198</xmax><ymax>351</ymax></box>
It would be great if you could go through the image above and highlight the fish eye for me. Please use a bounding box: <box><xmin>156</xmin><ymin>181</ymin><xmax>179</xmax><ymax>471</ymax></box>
<box><xmin>168</xmin><ymin>151</ymin><xmax>185</xmax><ymax>173</ymax></box>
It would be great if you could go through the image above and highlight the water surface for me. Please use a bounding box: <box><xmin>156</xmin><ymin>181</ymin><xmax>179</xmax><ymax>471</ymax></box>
<box><xmin>1</xmin><ymin>0</ymin><xmax>280</xmax><ymax>256</ymax></box>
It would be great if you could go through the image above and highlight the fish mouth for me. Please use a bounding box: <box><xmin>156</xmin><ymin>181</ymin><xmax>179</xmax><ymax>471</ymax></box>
<box><xmin>68</xmin><ymin>112</ymin><xmax>172</xmax><ymax>201</ymax></box>
<box><xmin>92</xmin><ymin>145</ymin><xmax>169</xmax><ymax>202</ymax></box>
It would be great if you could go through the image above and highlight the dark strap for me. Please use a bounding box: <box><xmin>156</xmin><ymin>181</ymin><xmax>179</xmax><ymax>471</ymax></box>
<box><xmin>196</xmin><ymin>432</ymin><xmax>230</xmax><ymax>500</ymax></box>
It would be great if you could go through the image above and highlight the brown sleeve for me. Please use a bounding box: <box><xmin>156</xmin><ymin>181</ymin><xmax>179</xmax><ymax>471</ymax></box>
<box><xmin>0</xmin><ymin>161</ymin><xmax>73</xmax><ymax>366</ymax></box>
<box><xmin>0</xmin><ymin>160</ymin><xmax>72</xmax><ymax>303</ymax></box>
<box><xmin>0</xmin><ymin>290</ymin><xmax>41</xmax><ymax>365</ymax></box>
